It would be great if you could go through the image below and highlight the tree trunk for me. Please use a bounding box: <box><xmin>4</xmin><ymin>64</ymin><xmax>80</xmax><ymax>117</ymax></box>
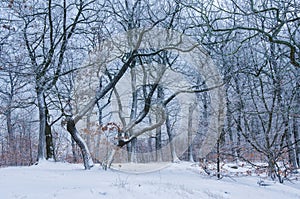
<box><xmin>6</xmin><ymin>103</ymin><xmax>13</xmax><ymax>150</ymax></box>
<box><xmin>225</xmin><ymin>84</ymin><xmax>235</xmax><ymax>161</ymax></box>
<box><xmin>236</xmin><ymin>110</ymin><xmax>242</xmax><ymax>160</ymax></box>
<box><xmin>293</xmin><ymin>115</ymin><xmax>300</xmax><ymax>168</ymax></box>
<box><xmin>148</xmin><ymin>136</ymin><xmax>154</xmax><ymax>161</ymax></box>
<box><xmin>1</xmin><ymin>139</ymin><xmax>4</xmax><ymax>165</ymax></box>
<box><xmin>188</xmin><ymin>104</ymin><xmax>195</xmax><ymax>162</ymax></box>
<box><xmin>45</xmin><ymin>103</ymin><xmax>55</xmax><ymax>160</ymax></box>
<box><xmin>293</xmin><ymin>79</ymin><xmax>300</xmax><ymax>168</ymax></box>
<box><xmin>216</xmin><ymin>139</ymin><xmax>221</xmax><ymax>179</ymax></box>
<box><xmin>45</xmin><ymin>121</ymin><xmax>55</xmax><ymax>160</ymax></box>
<box><xmin>37</xmin><ymin>90</ymin><xmax>46</xmax><ymax>161</ymax></box>
<box><xmin>128</xmin><ymin>66</ymin><xmax>138</xmax><ymax>162</ymax></box>
<box><xmin>234</xmin><ymin>75</ymin><xmax>242</xmax><ymax>161</ymax></box>
<box><xmin>166</xmin><ymin>114</ymin><xmax>179</xmax><ymax>162</ymax></box>
<box><xmin>6</xmin><ymin>102</ymin><xmax>16</xmax><ymax>165</ymax></box>
<box><xmin>129</xmin><ymin>138</ymin><xmax>137</xmax><ymax>163</ymax></box>
<box><xmin>71</xmin><ymin>138</ymin><xmax>78</xmax><ymax>163</ymax></box>
<box><xmin>155</xmin><ymin>85</ymin><xmax>164</xmax><ymax>162</ymax></box>
<box><xmin>286</xmin><ymin>124</ymin><xmax>297</xmax><ymax>168</ymax></box>
<box><xmin>28</xmin><ymin>130</ymin><xmax>33</xmax><ymax>165</ymax></box>
<box><xmin>86</xmin><ymin>110</ymin><xmax>93</xmax><ymax>150</ymax></box>
<box><xmin>66</xmin><ymin>116</ymin><xmax>94</xmax><ymax>169</ymax></box>
<box><xmin>155</xmin><ymin>125</ymin><xmax>162</xmax><ymax>162</ymax></box>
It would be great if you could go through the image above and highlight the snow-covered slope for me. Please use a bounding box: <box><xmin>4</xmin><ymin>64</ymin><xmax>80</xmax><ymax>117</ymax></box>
<box><xmin>0</xmin><ymin>161</ymin><xmax>299</xmax><ymax>199</ymax></box>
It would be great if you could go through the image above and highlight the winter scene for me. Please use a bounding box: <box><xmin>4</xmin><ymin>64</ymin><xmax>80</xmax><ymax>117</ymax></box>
<box><xmin>0</xmin><ymin>0</ymin><xmax>300</xmax><ymax>199</ymax></box>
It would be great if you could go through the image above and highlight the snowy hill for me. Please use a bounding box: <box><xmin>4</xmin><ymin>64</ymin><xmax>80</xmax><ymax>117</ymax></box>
<box><xmin>0</xmin><ymin>161</ymin><xmax>299</xmax><ymax>199</ymax></box>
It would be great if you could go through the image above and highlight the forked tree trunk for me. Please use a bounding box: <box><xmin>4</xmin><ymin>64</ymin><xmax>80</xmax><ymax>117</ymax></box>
<box><xmin>66</xmin><ymin>116</ymin><xmax>94</xmax><ymax>169</ymax></box>
<box><xmin>103</xmin><ymin>106</ymin><xmax>167</xmax><ymax>168</ymax></box>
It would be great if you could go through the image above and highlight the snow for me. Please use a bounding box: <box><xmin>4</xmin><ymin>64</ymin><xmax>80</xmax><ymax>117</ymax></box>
<box><xmin>0</xmin><ymin>161</ymin><xmax>299</xmax><ymax>199</ymax></box>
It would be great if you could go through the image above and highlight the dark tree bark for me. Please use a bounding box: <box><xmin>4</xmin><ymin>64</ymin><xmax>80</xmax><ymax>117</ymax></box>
<box><xmin>155</xmin><ymin>86</ymin><xmax>164</xmax><ymax>162</ymax></box>
<box><xmin>45</xmin><ymin>121</ymin><xmax>55</xmax><ymax>160</ymax></box>
<box><xmin>44</xmin><ymin>98</ymin><xmax>55</xmax><ymax>160</ymax></box>
<box><xmin>216</xmin><ymin>138</ymin><xmax>221</xmax><ymax>179</ymax></box>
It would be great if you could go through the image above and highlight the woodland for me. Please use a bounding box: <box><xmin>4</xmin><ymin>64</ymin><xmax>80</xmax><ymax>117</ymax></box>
<box><xmin>0</xmin><ymin>0</ymin><xmax>299</xmax><ymax>184</ymax></box>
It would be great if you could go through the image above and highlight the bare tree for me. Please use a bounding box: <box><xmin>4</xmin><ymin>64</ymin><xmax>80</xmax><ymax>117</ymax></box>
<box><xmin>182</xmin><ymin>0</ymin><xmax>300</xmax><ymax>68</ymax></box>
<box><xmin>2</xmin><ymin>0</ymin><xmax>101</xmax><ymax>162</ymax></box>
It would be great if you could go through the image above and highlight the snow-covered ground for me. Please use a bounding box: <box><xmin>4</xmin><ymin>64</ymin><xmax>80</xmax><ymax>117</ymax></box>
<box><xmin>0</xmin><ymin>161</ymin><xmax>299</xmax><ymax>199</ymax></box>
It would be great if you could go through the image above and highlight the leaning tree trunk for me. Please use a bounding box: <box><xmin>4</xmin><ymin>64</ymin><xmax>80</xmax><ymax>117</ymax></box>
<box><xmin>66</xmin><ymin>116</ymin><xmax>94</xmax><ymax>169</ymax></box>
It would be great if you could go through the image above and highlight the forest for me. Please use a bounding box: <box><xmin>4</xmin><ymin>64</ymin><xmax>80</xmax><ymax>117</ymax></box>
<box><xmin>0</xmin><ymin>0</ymin><xmax>299</xmax><ymax>184</ymax></box>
